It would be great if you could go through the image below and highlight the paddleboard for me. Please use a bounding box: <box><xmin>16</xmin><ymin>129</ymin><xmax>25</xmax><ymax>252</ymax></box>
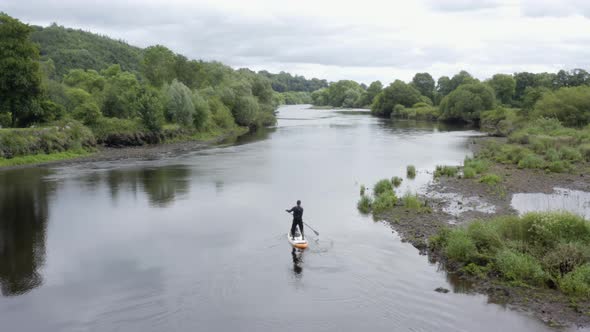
<box><xmin>288</xmin><ymin>231</ymin><xmax>308</xmax><ymax>249</ymax></box>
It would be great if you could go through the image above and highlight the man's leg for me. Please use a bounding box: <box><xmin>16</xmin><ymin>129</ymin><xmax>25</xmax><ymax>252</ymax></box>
<box><xmin>290</xmin><ymin>220</ymin><xmax>297</xmax><ymax>239</ymax></box>
<box><xmin>298</xmin><ymin>220</ymin><xmax>304</xmax><ymax>240</ymax></box>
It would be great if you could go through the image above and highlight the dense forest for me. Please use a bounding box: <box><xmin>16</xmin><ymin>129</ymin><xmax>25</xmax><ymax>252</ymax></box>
<box><xmin>0</xmin><ymin>13</ymin><xmax>328</xmax><ymax>161</ymax></box>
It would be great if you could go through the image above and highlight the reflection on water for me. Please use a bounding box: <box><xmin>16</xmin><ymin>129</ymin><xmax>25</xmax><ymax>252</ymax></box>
<box><xmin>511</xmin><ymin>188</ymin><xmax>590</xmax><ymax>218</ymax></box>
<box><xmin>291</xmin><ymin>248</ymin><xmax>303</xmax><ymax>276</ymax></box>
<box><xmin>0</xmin><ymin>169</ymin><xmax>54</xmax><ymax>296</ymax></box>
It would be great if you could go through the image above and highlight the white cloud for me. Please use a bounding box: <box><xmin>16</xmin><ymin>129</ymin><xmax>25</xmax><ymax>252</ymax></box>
<box><xmin>3</xmin><ymin>0</ymin><xmax>590</xmax><ymax>84</ymax></box>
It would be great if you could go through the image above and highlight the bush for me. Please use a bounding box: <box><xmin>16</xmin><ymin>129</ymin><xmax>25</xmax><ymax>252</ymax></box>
<box><xmin>391</xmin><ymin>176</ymin><xmax>403</xmax><ymax>187</ymax></box>
<box><xmin>466</xmin><ymin>221</ymin><xmax>503</xmax><ymax>253</ymax></box>
<box><xmin>495</xmin><ymin>249</ymin><xmax>546</xmax><ymax>286</ymax></box>
<box><xmin>545</xmin><ymin>148</ymin><xmax>560</xmax><ymax>162</ymax></box>
<box><xmin>542</xmin><ymin>242</ymin><xmax>590</xmax><ymax>276</ymax></box>
<box><xmin>518</xmin><ymin>154</ymin><xmax>544</xmax><ymax>169</ymax></box>
<box><xmin>434</xmin><ymin>165</ymin><xmax>459</xmax><ymax>178</ymax></box>
<box><xmin>374</xmin><ymin>178</ymin><xmax>394</xmax><ymax>196</ymax></box>
<box><xmin>579</xmin><ymin>144</ymin><xmax>590</xmax><ymax>162</ymax></box>
<box><xmin>560</xmin><ymin>147</ymin><xmax>583</xmax><ymax>162</ymax></box>
<box><xmin>464</xmin><ymin>158</ymin><xmax>489</xmax><ymax>174</ymax></box>
<box><xmin>90</xmin><ymin>117</ymin><xmax>144</xmax><ymax>142</ymax></box>
<box><xmin>402</xmin><ymin>192</ymin><xmax>423</xmax><ymax>209</ymax></box>
<box><xmin>479</xmin><ymin>174</ymin><xmax>502</xmax><ymax>185</ymax></box>
<box><xmin>360</xmin><ymin>184</ymin><xmax>366</xmax><ymax>196</ymax></box>
<box><xmin>406</xmin><ymin>165</ymin><xmax>416</xmax><ymax>179</ymax></box>
<box><xmin>445</xmin><ymin>229</ymin><xmax>477</xmax><ymax>263</ymax></box>
<box><xmin>547</xmin><ymin>160</ymin><xmax>571</xmax><ymax>173</ymax></box>
<box><xmin>463</xmin><ymin>167</ymin><xmax>476</xmax><ymax>178</ymax></box>
<box><xmin>560</xmin><ymin>264</ymin><xmax>590</xmax><ymax>297</ymax></box>
<box><xmin>357</xmin><ymin>195</ymin><xmax>372</xmax><ymax>214</ymax></box>
<box><xmin>372</xmin><ymin>191</ymin><xmax>398</xmax><ymax>214</ymax></box>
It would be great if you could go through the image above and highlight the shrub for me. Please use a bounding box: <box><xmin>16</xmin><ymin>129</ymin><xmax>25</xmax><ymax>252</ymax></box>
<box><xmin>360</xmin><ymin>184</ymin><xmax>366</xmax><ymax>196</ymax></box>
<box><xmin>402</xmin><ymin>192</ymin><xmax>423</xmax><ymax>209</ymax></box>
<box><xmin>560</xmin><ymin>264</ymin><xmax>590</xmax><ymax>297</ymax></box>
<box><xmin>445</xmin><ymin>229</ymin><xmax>477</xmax><ymax>263</ymax></box>
<box><xmin>357</xmin><ymin>195</ymin><xmax>372</xmax><ymax>214</ymax></box>
<box><xmin>372</xmin><ymin>191</ymin><xmax>398</xmax><ymax>214</ymax></box>
<box><xmin>391</xmin><ymin>176</ymin><xmax>403</xmax><ymax>187</ymax></box>
<box><xmin>374</xmin><ymin>179</ymin><xmax>394</xmax><ymax>196</ymax></box>
<box><xmin>560</xmin><ymin>147</ymin><xmax>583</xmax><ymax>162</ymax></box>
<box><xmin>545</xmin><ymin>148</ymin><xmax>560</xmax><ymax>162</ymax></box>
<box><xmin>434</xmin><ymin>165</ymin><xmax>459</xmax><ymax>178</ymax></box>
<box><xmin>547</xmin><ymin>160</ymin><xmax>571</xmax><ymax>173</ymax></box>
<box><xmin>579</xmin><ymin>144</ymin><xmax>590</xmax><ymax>162</ymax></box>
<box><xmin>429</xmin><ymin>227</ymin><xmax>451</xmax><ymax>251</ymax></box>
<box><xmin>90</xmin><ymin>117</ymin><xmax>144</xmax><ymax>142</ymax></box>
<box><xmin>466</xmin><ymin>221</ymin><xmax>503</xmax><ymax>253</ymax></box>
<box><xmin>542</xmin><ymin>242</ymin><xmax>590</xmax><ymax>276</ymax></box>
<box><xmin>495</xmin><ymin>249</ymin><xmax>546</xmax><ymax>286</ymax></box>
<box><xmin>463</xmin><ymin>167</ymin><xmax>476</xmax><ymax>178</ymax></box>
<box><xmin>464</xmin><ymin>158</ymin><xmax>489</xmax><ymax>174</ymax></box>
<box><xmin>479</xmin><ymin>174</ymin><xmax>502</xmax><ymax>185</ymax></box>
<box><xmin>406</xmin><ymin>165</ymin><xmax>416</xmax><ymax>179</ymax></box>
<box><xmin>518</xmin><ymin>154</ymin><xmax>544</xmax><ymax>169</ymax></box>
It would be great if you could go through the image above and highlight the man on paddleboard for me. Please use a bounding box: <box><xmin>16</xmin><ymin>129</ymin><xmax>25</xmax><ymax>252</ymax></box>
<box><xmin>286</xmin><ymin>200</ymin><xmax>304</xmax><ymax>240</ymax></box>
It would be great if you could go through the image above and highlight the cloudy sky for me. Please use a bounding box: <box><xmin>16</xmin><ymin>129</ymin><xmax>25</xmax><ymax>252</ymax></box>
<box><xmin>4</xmin><ymin>0</ymin><xmax>590</xmax><ymax>84</ymax></box>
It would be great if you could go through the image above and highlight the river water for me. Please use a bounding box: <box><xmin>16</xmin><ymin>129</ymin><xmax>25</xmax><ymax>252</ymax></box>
<box><xmin>0</xmin><ymin>105</ymin><xmax>560</xmax><ymax>331</ymax></box>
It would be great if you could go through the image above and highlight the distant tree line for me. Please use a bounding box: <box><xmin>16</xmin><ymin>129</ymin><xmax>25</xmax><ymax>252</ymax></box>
<box><xmin>257</xmin><ymin>71</ymin><xmax>328</xmax><ymax>93</ymax></box>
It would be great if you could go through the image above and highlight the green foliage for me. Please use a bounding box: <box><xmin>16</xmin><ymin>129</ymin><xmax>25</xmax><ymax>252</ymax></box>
<box><xmin>165</xmin><ymin>80</ymin><xmax>195</xmax><ymax>127</ymax></box>
<box><xmin>374</xmin><ymin>179</ymin><xmax>394</xmax><ymax>196</ymax></box>
<box><xmin>73</xmin><ymin>101</ymin><xmax>102</xmax><ymax>125</ymax></box>
<box><xmin>488</xmin><ymin>74</ymin><xmax>516</xmax><ymax>105</ymax></box>
<box><xmin>542</xmin><ymin>242</ymin><xmax>590</xmax><ymax>276</ymax></box>
<box><xmin>533</xmin><ymin>86</ymin><xmax>590</xmax><ymax>127</ymax></box>
<box><xmin>311</xmin><ymin>88</ymin><xmax>330</xmax><ymax>106</ymax></box>
<box><xmin>406</xmin><ymin>165</ymin><xmax>416</xmax><ymax>178</ymax></box>
<box><xmin>480</xmin><ymin>107</ymin><xmax>519</xmax><ymax>136</ymax></box>
<box><xmin>320</xmin><ymin>80</ymin><xmax>365</xmax><ymax>108</ymax></box>
<box><xmin>359</xmin><ymin>81</ymin><xmax>383</xmax><ymax>107</ymax></box>
<box><xmin>411</xmin><ymin>73</ymin><xmax>435</xmax><ymax>100</ymax></box>
<box><xmin>463</xmin><ymin>167</ymin><xmax>476</xmax><ymax>178</ymax></box>
<box><xmin>0</xmin><ymin>13</ymin><xmax>43</xmax><ymax>127</ymax></box>
<box><xmin>463</xmin><ymin>158</ymin><xmax>489</xmax><ymax>174</ymax></box>
<box><xmin>371</xmin><ymin>80</ymin><xmax>422</xmax><ymax>117</ymax></box>
<box><xmin>101</xmin><ymin>67</ymin><xmax>141</xmax><ymax>118</ymax></box>
<box><xmin>63</xmin><ymin>69</ymin><xmax>105</xmax><ymax>94</ymax></box>
<box><xmin>495</xmin><ymin>249</ymin><xmax>546</xmax><ymax>286</ymax></box>
<box><xmin>445</xmin><ymin>229</ymin><xmax>476</xmax><ymax>263</ymax></box>
<box><xmin>0</xmin><ymin>120</ymin><xmax>95</xmax><ymax>158</ymax></box>
<box><xmin>357</xmin><ymin>195</ymin><xmax>373</xmax><ymax>214</ymax></box>
<box><xmin>434</xmin><ymin>165</ymin><xmax>459</xmax><ymax>178</ymax></box>
<box><xmin>401</xmin><ymin>192</ymin><xmax>425</xmax><ymax>210</ymax></box>
<box><xmin>579</xmin><ymin>144</ymin><xmax>590</xmax><ymax>161</ymax></box>
<box><xmin>391</xmin><ymin>103</ymin><xmax>440</xmax><ymax>121</ymax></box>
<box><xmin>31</xmin><ymin>23</ymin><xmax>142</xmax><ymax>77</ymax></box>
<box><xmin>258</xmin><ymin>70</ymin><xmax>327</xmax><ymax>93</ymax></box>
<box><xmin>137</xmin><ymin>87</ymin><xmax>164</xmax><ymax>132</ymax></box>
<box><xmin>0</xmin><ymin>149</ymin><xmax>91</xmax><ymax>167</ymax></box>
<box><xmin>479</xmin><ymin>173</ymin><xmax>502</xmax><ymax>185</ymax></box>
<box><xmin>372</xmin><ymin>191</ymin><xmax>398</xmax><ymax>214</ymax></box>
<box><xmin>209</xmin><ymin>97</ymin><xmax>235</xmax><ymax>129</ymax></box>
<box><xmin>560</xmin><ymin>264</ymin><xmax>590</xmax><ymax>297</ymax></box>
<box><xmin>142</xmin><ymin>45</ymin><xmax>177</xmax><ymax>87</ymax></box>
<box><xmin>391</xmin><ymin>176</ymin><xmax>403</xmax><ymax>187</ymax></box>
<box><xmin>439</xmin><ymin>82</ymin><xmax>496</xmax><ymax>122</ymax></box>
<box><xmin>90</xmin><ymin>117</ymin><xmax>144</xmax><ymax>142</ymax></box>
<box><xmin>560</xmin><ymin>147</ymin><xmax>582</xmax><ymax>162</ymax></box>
<box><xmin>360</xmin><ymin>184</ymin><xmax>366</xmax><ymax>196</ymax></box>
<box><xmin>518</xmin><ymin>154</ymin><xmax>544</xmax><ymax>169</ymax></box>
<box><xmin>281</xmin><ymin>91</ymin><xmax>312</xmax><ymax>105</ymax></box>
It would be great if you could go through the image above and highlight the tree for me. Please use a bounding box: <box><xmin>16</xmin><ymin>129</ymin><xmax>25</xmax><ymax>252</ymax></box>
<box><xmin>488</xmin><ymin>74</ymin><xmax>515</xmax><ymax>105</ymax></box>
<box><xmin>436</xmin><ymin>76</ymin><xmax>453</xmax><ymax>96</ymax></box>
<box><xmin>102</xmin><ymin>68</ymin><xmax>141</xmax><ymax>118</ymax></box>
<box><xmin>521</xmin><ymin>86</ymin><xmax>549</xmax><ymax>113</ymax></box>
<box><xmin>0</xmin><ymin>13</ymin><xmax>43</xmax><ymax>127</ymax></box>
<box><xmin>191</xmin><ymin>91</ymin><xmax>210</xmax><ymax>130</ymax></box>
<box><xmin>449</xmin><ymin>70</ymin><xmax>476</xmax><ymax>91</ymax></box>
<box><xmin>311</xmin><ymin>88</ymin><xmax>329</xmax><ymax>106</ymax></box>
<box><xmin>141</xmin><ymin>45</ymin><xmax>176</xmax><ymax>87</ymax></box>
<box><xmin>137</xmin><ymin>87</ymin><xmax>164</xmax><ymax>132</ymax></box>
<box><xmin>533</xmin><ymin>86</ymin><xmax>590</xmax><ymax>127</ymax></box>
<box><xmin>359</xmin><ymin>81</ymin><xmax>383</xmax><ymax>107</ymax></box>
<box><xmin>63</xmin><ymin>69</ymin><xmax>105</xmax><ymax>94</ymax></box>
<box><xmin>327</xmin><ymin>80</ymin><xmax>363</xmax><ymax>107</ymax></box>
<box><xmin>371</xmin><ymin>80</ymin><xmax>422</xmax><ymax>117</ymax></box>
<box><xmin>439</xmin><ymin>82</ymin><xmax>495</xmax><ymax>122</ymax></box>
<box><xmin>411</xmin><ymin>73</ymin><xmax>435</xmax><ymax>100</ymax></box>
<box><xmin>164</xmin><ymin>80</ymin><xmax>194</xmax><ymax>127</ymax></box>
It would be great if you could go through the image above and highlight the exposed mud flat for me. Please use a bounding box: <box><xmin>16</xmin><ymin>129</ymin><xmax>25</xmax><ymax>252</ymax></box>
<box><xmin>377</xmin><ymin>137</ymin><xmax>590</xmax><ymax>328</ymax></box>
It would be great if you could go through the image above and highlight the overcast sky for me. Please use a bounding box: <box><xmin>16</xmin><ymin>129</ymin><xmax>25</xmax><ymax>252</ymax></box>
<box><xmin>4</xmin><ymin>0</ymin><xmax>590</xmax><ymax>84</ymax></box>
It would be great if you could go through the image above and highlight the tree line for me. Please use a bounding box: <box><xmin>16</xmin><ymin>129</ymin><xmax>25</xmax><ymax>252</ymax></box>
<box><xmin>312</xmin><ymin>69</ymin><xmax>590</xmax><ymax>127</ymax></box>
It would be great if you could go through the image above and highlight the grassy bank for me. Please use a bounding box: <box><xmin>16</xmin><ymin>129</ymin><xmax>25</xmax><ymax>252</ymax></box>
<box><xmin>0</xmin><ymin>149</ymin><xmax>92</xmax><ymax>167</ymax></box>
<box><xmin>430</xmin><ymin>212</ymin><xmax>590</xmax><ymax>298</ymax></box>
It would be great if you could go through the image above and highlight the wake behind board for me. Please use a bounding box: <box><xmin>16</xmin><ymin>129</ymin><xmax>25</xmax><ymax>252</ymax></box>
<box><xmin>288</xmin><ymin>231</ymin><xmax>308</xmax><ymax>249</ymax></box>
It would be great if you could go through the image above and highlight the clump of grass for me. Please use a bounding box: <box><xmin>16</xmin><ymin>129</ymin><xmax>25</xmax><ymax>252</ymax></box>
<box><xmin>391</xmin><ymin>176</ymin><xmax>403</xmax><ymax>187</ymax></box>
<box><xmin>518</xmin><ymin>154</ymin><xmax>544</xmax><ymax>169</ymax></box>
<box><xmin>464</xmin><ymin>157</ymin><xmax>489</xmax><ymax>174</ymax></box>
<box><xmin>406</xmin><ymin>165</ymin><xmax>416</xmax><ymax>179</ymax></box>
<box><xmin>373</xmin><ymin>178</ymin><xmax>393</xmax><ymax>196</ymax></box>
<box><xmin>547</xmin><ymin>160</ymin><xmax>571</xmax><ymax>173</ymax></box>
<box><xmin>434</xmin><ymin>165</ymin><xmax>459</xmax><ymax>178</ymax></box>
<box><xmin>0</xmin><ymin>149</ymin><xmax>92</xmax><ymax>167</ymax></box>
<box><xmin>479</xmin><ymin>173</ymin><xmax>502</xmax><ymax>185</ymax></box>
<box><xmin>560</xmin><ymin>264</ymin><xmax>590</xmax><ymax>297</ymax></box>
<box><xmin>579</xmin><ymin>144</ymin><xmax>590</xmax><ymax>162</ymax></box>
<box><xmin>360</xmin><ymin>184</ymin><xmax>366</xmax><ymax>196</ymax></box>
<box><xmin>432</xmin><ymin>212</ymin><xmax>590</xmax><ymax>297</ymax></box>
<box><xmin>495</xmin><ymin>249</ymin><xmax>546</xmax><ymax>286</ymax></box>
<box><xmin>357</xmin><ymin>195</ymin><xmax>372</xmax><ymax>214</ymax></box>
<box><xmin>372</xmin><ymin>191</ymin><xmax>398</xmax><ymax>214</ymax></box>
<box><xmin>401</xmin><ymin>192</ymin><xmax>423</xmax><ymax>209</ymax></box>
<box><xmin>463</xmin><ymin>167</ymin><xmax>476</xmax><ymax>178</ymax></box>
<box><xmin>560</xmin><ymin>147</ymin><xmax>583</xmax><ymax>162</ymax></box>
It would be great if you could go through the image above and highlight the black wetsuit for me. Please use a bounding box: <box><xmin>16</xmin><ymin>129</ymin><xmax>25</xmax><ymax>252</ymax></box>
<box><xmin>288</xmin><ymin>205</ymin><xmax>304</xmax><ymax>239</ymax></box>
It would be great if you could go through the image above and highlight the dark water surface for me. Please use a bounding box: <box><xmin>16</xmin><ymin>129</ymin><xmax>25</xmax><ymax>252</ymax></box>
<box><xmin>0</xmin><ymin>106</ymin><xmax>558</xmax><ymax>331</ymax></box>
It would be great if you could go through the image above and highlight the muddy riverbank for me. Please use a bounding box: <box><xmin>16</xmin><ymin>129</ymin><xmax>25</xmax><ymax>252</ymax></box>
<box><xmin>376</xmin><ymin>136</ymin><xmax>590</xmax><ymax>328</ymax></box>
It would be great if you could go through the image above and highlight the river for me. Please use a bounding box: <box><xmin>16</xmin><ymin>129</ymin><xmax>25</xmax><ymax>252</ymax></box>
<box><xmin>0</xmin><ymin>105</ymin><xmax>560</xmax><ymax>331</ymax></box>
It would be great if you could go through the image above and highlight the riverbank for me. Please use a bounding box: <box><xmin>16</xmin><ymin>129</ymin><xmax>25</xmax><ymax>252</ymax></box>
<box><xmin>372</xmin><ymin>136</ymin><xmax>590</xmax><ymax>328</ymax></box>
<box><xmin>0</xmin><ymin>127</ymin><xmax>248</xmax><ymax>170</ymax></box>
